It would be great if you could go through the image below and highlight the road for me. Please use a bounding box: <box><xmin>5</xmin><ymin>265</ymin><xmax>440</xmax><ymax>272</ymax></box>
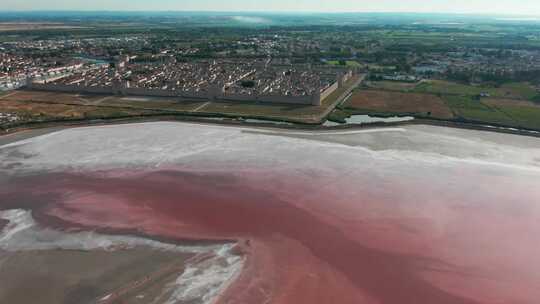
<box><xmin>317</xmin><ymin>74</ymin><xmax>365</xmax><ymax>121</ymax></box>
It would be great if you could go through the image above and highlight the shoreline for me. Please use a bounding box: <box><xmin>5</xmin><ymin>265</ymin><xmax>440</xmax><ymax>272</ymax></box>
<box><xmin>0</xmin><ymin>207</ymin><xmax>246</xmax><ymax>304</ymax></box>
<box><xmin>2</xmin><ymin>118</ymin><xmax>540</xmax><ymax>304</ymax></box>
<box><xmin>1</xmin><ymin>114</ymin><xmax>540</xmax><ymax>146</ymax></box>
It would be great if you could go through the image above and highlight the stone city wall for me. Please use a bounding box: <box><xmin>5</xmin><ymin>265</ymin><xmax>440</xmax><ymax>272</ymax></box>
<box><xmin>319</xmin><ymin>81</ymin><xmax>339</xmax><ymax>103</ymax></box>
<box><xmin>27</xmin><ymin>82</ymin><xmax>324</xmax><ymax>106</ymax></box>
<box><xmin>26</xmin><ymin>69</ymin><xmax>357</xmax><ymax>106</ymax></box>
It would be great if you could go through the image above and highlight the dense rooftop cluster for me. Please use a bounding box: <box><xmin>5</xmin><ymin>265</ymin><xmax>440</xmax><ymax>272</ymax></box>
<box><xmin>43</xmin><ymin>58</ymin><xmax>343</xmax><ymax>97</ymax></box>
<box><xmin>0</xmin><ymin>112</ymin><xmax>20</xmax><ymax>124</ymax></box>
<box><xmin>0</xmin><ymin>52</ymin><xmax>85</xmax><ymax>90</ymax></box>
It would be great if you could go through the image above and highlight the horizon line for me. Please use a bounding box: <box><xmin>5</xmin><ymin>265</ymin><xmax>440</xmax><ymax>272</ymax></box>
<box><xmin>0</xmin><ymin>10</ymin><xmax>539</xmax><ymax>18</ymax></box>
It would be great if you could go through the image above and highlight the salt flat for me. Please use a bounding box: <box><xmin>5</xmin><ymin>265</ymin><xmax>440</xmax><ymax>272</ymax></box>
<box><xmin>1</xmin><ymin>122</ymin><xmax>540</xmax><ymax>304</ymax></box>
<box><xmin>1</xmin><ymin>122</ymin><xmax>540</xmax><ymax>173</ymax></box>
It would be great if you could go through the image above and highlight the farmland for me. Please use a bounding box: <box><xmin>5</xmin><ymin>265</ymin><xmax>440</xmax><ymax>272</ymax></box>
<box><xmin>366</xmin><ymin>79</ymin><xmax>539</xmax><ymax>101</ymax></box>
<box><xmin>344</xmin><ymin>90</ymin><xmax>454</xmax><ymax>119</ymax></box>
<box><xmin>348</xmin><ymin>78</ymin><xmax>540</xmax><ymax>131</ymax></box>
<box><xmin>0</xmin><ymin>99</ymin><xmax>157</xmax><ymax>121</ymax></box>
<box><xmin>0</xmin><ymin>91</ymin><xmax>163</xmax><ymax>122</ymax></box>
<box><xmin>441</xmin><ymin>95</ymin><xmax>516</xmax><ymax>126</ymax></box>
<box><xmin>365</xmin><ymin>80</ymin><xmax>418</xmax><ymax>91</ymax></box>
<box><xmin>484</xmin><ymin>98</ymin><xmax>540</xmax><ymax>130</ymax></box>
<box><xmin>326</xmin><ymin>60</ymin><xmax>362</xmax><ymax>67</ymax></box>
<box><xmin>414</xmin><ymin>80</ymin><xmax>539</xmax><ymax>100</ymax></box>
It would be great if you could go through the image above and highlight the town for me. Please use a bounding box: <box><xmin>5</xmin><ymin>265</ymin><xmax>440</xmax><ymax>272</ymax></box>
<box><xmin>27</xmin><ymin>57</ymin><xmax>353</xmax><ymax>106</ymax></box>
<box><xmin>2</xmin><ymin>12</ymin><xmax>540</xmax><ymax>131</ymax></box>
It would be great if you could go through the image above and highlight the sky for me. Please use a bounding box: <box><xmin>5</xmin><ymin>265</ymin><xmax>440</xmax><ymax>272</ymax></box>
<box><xmin>3</xmin><ymin>0</ymin><xmax>540</xmax><ymax>16</ymax></box>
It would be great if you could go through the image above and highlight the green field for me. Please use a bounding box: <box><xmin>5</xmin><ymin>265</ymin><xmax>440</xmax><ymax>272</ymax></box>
<box><xmin>326</xmin><ymin>60</ymin><xmax>362</xmax><ymax>67</ymax></box>
<box><xmin>340</xmin><ymin>78</ymin><xmax>540</xmax><ymax>131</ymax></box>
<box><xmin>442</xmin><ymin>95</ymin><xmax>514</xmax><ymax>125</ymax></box>
<box><xmin>441</xmin><ymin>95</ymin><xmax>540</xmax><ymax>130</ymax></box>
<box><xmin>365</xmin><ymin>80</ymin><xmax>418</xmax><ymax>91</ymax></box>
<box><xmin>491</xmin><ymin>105</ymin><xmax>540</xmax><ymax>130</ymax></box>
<box><xmin>414</xmin><ymin>80</ymin><xmax>538</xmax><ymax>100</ymax></box>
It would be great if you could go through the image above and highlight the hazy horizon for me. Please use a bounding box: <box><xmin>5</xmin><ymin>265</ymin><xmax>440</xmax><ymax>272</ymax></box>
<box><xmin>2</xmin><ymin>0</ymin><xmax>540</xmax><ymax>17</ymax></box>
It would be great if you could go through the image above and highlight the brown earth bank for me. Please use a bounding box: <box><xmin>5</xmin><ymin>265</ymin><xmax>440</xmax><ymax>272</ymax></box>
<box><xmin>347</xmin><ymin>90</ymin><xmax>454</xmax><ymax>119</ymax></box>
<box><xmin>2</xmin><ymin>168</ymin><xmax>540</xmax><ymax>304</ymax></box>
<box><xmin>0</xmin><ymin>99</ymin><xmax>101</xmax><ymax>118</ymax></box>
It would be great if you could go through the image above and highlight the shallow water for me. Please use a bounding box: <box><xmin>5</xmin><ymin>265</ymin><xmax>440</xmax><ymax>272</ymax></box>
<box><xmin>1</xmin><ymin>122</ymin><xmax>540</xmax><ymax>304</ymax></box>
<box><xmin>323</xmin><ymin>114</ymin><xmax>414</xmax><ymax>126</ymax></box>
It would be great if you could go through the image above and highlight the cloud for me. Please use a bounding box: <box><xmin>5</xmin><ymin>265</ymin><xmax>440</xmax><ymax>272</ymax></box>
<box><xmin>231</xmin><ymin>16</ymin><xmax>270</xmax><ymax>23</ymax></box>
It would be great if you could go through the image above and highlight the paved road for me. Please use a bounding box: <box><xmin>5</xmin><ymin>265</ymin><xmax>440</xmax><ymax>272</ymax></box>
<box><xmin>317</xmin><ymin>74</ymin><xmax>365</xmax><ymax>121</ymax></box>
<box><xmin>192</xmin><ymin>101</ymin><xmax>211</xmax><ymax>112</ymax></box>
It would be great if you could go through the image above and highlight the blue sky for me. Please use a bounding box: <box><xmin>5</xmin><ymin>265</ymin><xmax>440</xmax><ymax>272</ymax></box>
<box><xmin>3</xmin><ymin>0</ymin><xmax>540</xmax><ymax>16</ymax></box>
